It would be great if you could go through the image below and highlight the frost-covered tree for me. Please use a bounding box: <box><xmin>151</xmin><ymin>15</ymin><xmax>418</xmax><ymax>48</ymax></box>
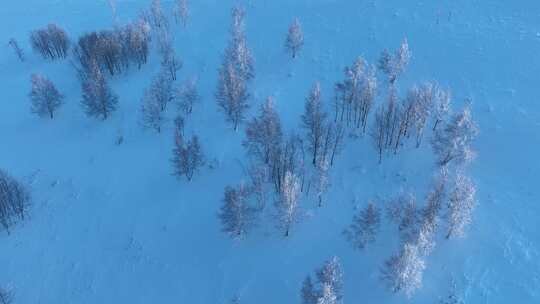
<box><xmin>317</xmin><ymin>284</ymin><xmax>338</xmax><ymax>304</ymax></box>
<box><xmin>80</xmin><ymin>63</ymin><xmax>118</xmax><ymax>120</ymax></box>
<box><xmin>381</xmin><ymin>243</ymin><xmax>426</xmax><ymax>297</ymax></box>
<box><xmin>243</xmin><ymin>97</ymin><xmax>283</xmax><ymax>165</ymax></box>
<box><xmin>411</xmin><ymin>82</ymin><xmax>437</xmax><ymax>147</ymax></box>
<box><xmin>302</xmin><ymin>82</ymin><xmax>327</xmax><ymax>165</ymax></box>
<box><xmin>316</xmin><ymin>256</ymin><xmax>344</xmax><ymax>301</ymax></box>
<box><xmin>218</xmin><ymin>184</ymin><xmax>257</xmax><ymax>239</ymax></box>
<box><xmin>0</xmin><ymin>287</ymin><xmax>13</xmax><ymax>304</ymax></box>
<box><xmin>141</xmin><ymin>89</ymin><xmax>166</xmax><ymax>133</ymax></box>
<box><xmin>246</xmin><ymin>164</ymin><xmax>268</xmax><ymax>210</ymax></box>
<box><xmin>150</xmin><ymin>0</ymin><xmax>168</xmax><ymax>29</ymax></box>
<box><xmin>313</xmin><ymin>159</ymin><xmax>330</xmax><ymax>207</ymax></box>
<box><xmin>385</xmin><ymin>192</ymin><xmax>420</xmax><ymax>243</ymax></box>
<box><xmin>216</xmin><ymin>62</ymin><xmax>250</xmax><ymax>130</ymax></box>
<box><xmin>147</xmin><ymin>70</ymin><xmax>174</xmax><ymax>112</ymax></box>
<box><xmin>334</xmin><ymin>57</ymin><xmax>377</xmax><ymax>133</ymax></box>
<box><xmin>378</xmin><ymin>39</ymin><xmax>410</xmax><ymax>84</ymax></box>
<box><xmin>446</xmin><ymin>173</ymin><xmax>476</xmax><ymax>239</ymax></box>
<box><xmin>216</xmin><ymin>6</ymin><xmax>254</xmax><ymax>130</ymax></box>
<box><xmin>0</xmin><ymin>169</ymin><xmax>30</xmax><ymax>234</ymax></box>
<box><xmin>172</xmin><ymin>134</ymin><xmax>205</xmax><ymax>181</ymax></box>
<box><xmin>343</xmin><ymin>202</ymin><xmax>381</xmax><ymax>250</ymax></box>
<box><xmin>30</xmin><ymin>24</ymin><xmax>70</xmax><ymax>60</ymax></box>
<box><xmin>433</xmin><ymin>88</ymin><xmax>451</xmax><ymax>131</ymax></box>
<box><xmin>175</xmin><ymin>77</ymin><xmax>199</xmax><ymax>115</ymax></box>
<box><xmin>285</xmin><ymin>18</ymin><xmax>304</xmax><ymax>59</ymax></box>
<box><xmin>224</xmin><ymin>6</ymin><xmax>254</xmax><ymax>81</ymax></box>
<box><xmin>8</xmin><ymin>38</ymin><xmax>24</xmax><ymax>61</ymax></box>
<box><xmin>421</xmin><ymin>167</ymin><xmax>448</xmax><ymax>236</ymax></box>
<box><xmin>371</xmin><ymin>86</ymin><xmax>399</xmax><ymax>163</ymax></box>
<box><xmin>29</xmin><ymin>74</ymin><xmax>64</xmax><ymax>119</ymax></box>
<box><xmin>174</xmin><ymin>0</ymin><xmax>189</xmax><ymax>28</ymax></box>
<box><xmin>431</xmin><ymin>105</ymin><xmax>478</xmax><ymax>167</ymax></box>
<box><xmin>270</xmin><ymin>133</ymin><xmax>305</xmax><ymax>194</ymax></box>
<box><xmin>275</xmin><ymin>171</ymin><xmax>301</xmax><ymax>236</ymax></box>
<box><xmin>301</xmin><ymin>276</ymin><xmax>319</xmax><ymax>304</ymax></box>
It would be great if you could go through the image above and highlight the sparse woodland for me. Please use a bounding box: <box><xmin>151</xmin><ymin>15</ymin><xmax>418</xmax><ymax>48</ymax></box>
<box><xmin>3</xmin><ymin>1</ymin><xmax>484</xmax><ymax>302</ymax></box>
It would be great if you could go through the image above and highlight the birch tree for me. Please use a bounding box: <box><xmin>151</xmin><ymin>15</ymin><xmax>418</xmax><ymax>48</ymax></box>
<box><xmin>285</xmin><ymin>18</ymin><xmax>304</xmax><ymax>58</ymax></box>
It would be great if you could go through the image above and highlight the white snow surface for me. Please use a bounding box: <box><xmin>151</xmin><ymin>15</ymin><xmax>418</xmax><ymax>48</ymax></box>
<box><xmin>1</xmin><ymin>0</ymin><xmax>540</xmax><ymax>303</ymax></box>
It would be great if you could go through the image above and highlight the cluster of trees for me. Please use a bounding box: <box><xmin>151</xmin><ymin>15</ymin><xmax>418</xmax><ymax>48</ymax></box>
<box><xmin>30</xmin><ymin>24</ymin><xmax>70</xmax><ymax>60</ymax></box>
<box><xmin>301</xmin><ymin>257</ymin><xmax>344</xmax><ymax>304</ymax></box>
<box><xmin>0</xmin><ymin>170</ymin><xmax>30</xmax><ymax>234</ymax></box>
<box><xmin>73</xmin><ymin>20</ymin><xmax>151</xmax><ymax>76</ymax></box>
<box><xmin>359</xmin><ymin>166</ymin><xmax>476</xmax><ymax>297</ymax></box>
<box><xmin>218</xmin><ymin>83</ymin><xmax>347</xmax><ymax>238</ymax></box>
<box><xmin>215</xmin><ymin>6</ymin><xmax>254</xmax><ymax>131</ymax></box>
<box><xmin>370</xmin><ymin>81</ymin><xmax>451</xmax><ymax>163</ymax></box>
<box><xmin>333</xmin><ymin>57</ymin><xmax>377</xmax><ymax>133</ymax></box>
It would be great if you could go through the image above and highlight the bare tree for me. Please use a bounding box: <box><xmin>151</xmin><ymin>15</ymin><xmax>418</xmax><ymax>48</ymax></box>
<box><xmin>243</xmin><ymin>97</ymin><xmax>283</xmax><ymax>165</ymax></box>
<box><xmin>431</xmin><ymin>104</ymin><xmax>478</xmax><ymax>167</ymax></box>
<box><xmin>172</xmin><ymin>134</ymin><xmax>205</xmax><ymax>181</ymax></box>
<box><xmin>275</xmin><ymin>171</ymin><xmax>301</xmax><ymax>236</ymax></box>
<box><xmin>0</xmin><ymin>169</ymin><xmax>30</xmax><ymax>234</ymax></box>
<box><xmin>446</xmin><ymin>173</ymin><xmax>476</xmax><ymax>239</ymax></box>
<box><xmin>285</xmin><ymin>18</ymin><xmax>304</xmax><ymax>59</ymax></box>
<box><xmin>149</xmin><ymin>0</ymin><xmax>168</xmax><ymax>29</ymax></box>
<box><xmin>218</xmin><ymin>184</ymin><xmax>257</xmax><ymax>239</ymax></box>
<box><xmin>343</xmin><ymin>202</ymin><xmax>381</xmax><ymax>250</ymax></box>
<box><xmin>29</xmin><ymin>74</ymin><xmax>64</xmax><ymax>119</ymax></box>
<box><xmin>378</xmin><ymin>39</ymin><xmax>410</xmax><ymax>84</ymax></box>
<box><xmin>174</xmin><ymin>0</ymin><xmax>189</xmax><ymax>28</ymax></box>
<box><xmin>381</xmin><ymin>243</ymin><xmax>426</xmax><ymax>297</ymax></box>
<box><xmin>123</xmin><ymin>20</ymin><xmax>151</xmax><ymax>69</ymax></box>
<box><xmin>80</xmin><ymin>63</ymin><xmax>118</xmax><ymax>120</ymax></box>
<box><xmin>176</xmin><ymin>77</ymin><xmax>200</xmax><ymax>115</ymax></box>
<box><xmin>8</xmin><ymin>38</ymin><xmax>24</xmax><ymax>61</ymax></box>
<box><xmin>302</xmin><ymin>82</ymin><xmax>327</xmax><ymax>165</ymax></box>
<box><xmin>30</xmin><ymin>24</ymin><xmax>70</xmax><ymax>60</ymax></box>
<box><xmin>0</xmin><ymin>287</ymin><xmax>13</xmax><ymax>304</ymax></box>
<box><xmin>147</xmin><ymin>70</ymin><xmax>174</xmax><ymax>112</ymax></box>
<box><xmin>141</xmin><ymin>89</ymin><xmax>166</xmax><ymax>133</ymax></box>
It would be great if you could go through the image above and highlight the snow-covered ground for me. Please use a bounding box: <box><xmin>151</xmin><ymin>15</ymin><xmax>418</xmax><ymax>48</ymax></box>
<box><xmin>1</xmin><ymin>0</ymin><xmax>540</xmax><ymax>303</ymax></box>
